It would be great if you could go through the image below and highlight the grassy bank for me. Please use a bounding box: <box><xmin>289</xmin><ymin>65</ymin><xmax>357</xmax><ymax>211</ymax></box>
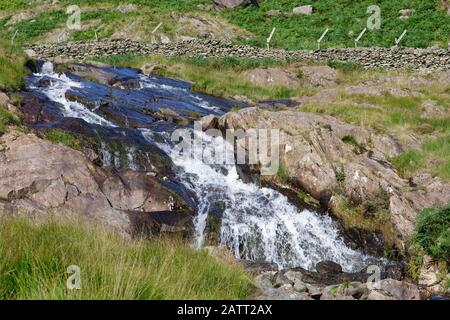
<box><xmin>0</xmin><ymin>218</ymin><xmax>253</xmax><ymax>300</ymax></box>
<box><xmin>300</xmin><ymin>78</ymin><xmax>450</xmax><ymax>181</ymax></box>
<box><xmin>92</xmin><ymin>54</ymin><xmax>313</xmax><ymax>100</ymax></box>
<box><xmin>0</xmin><ymin>37</ymin><xmax>25</xmax><ymax>134</ymax></box>
<box><xmin>0</xmin><ymin>38</ymin><xmax>27</xmax><ymax>90</ymax></box>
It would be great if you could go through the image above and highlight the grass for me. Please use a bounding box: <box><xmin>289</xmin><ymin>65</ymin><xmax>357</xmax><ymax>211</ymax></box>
<box><xmin>0</xmin><ymin>38</ymin><xmax>27</xmax><ymax>90</ymax></box>
<box><xmin>40</xmin><ymin>129</ymin><xmax>83</xmax><ymax>151</ymax></box>
<box><xmin>91</xmin><ymin>54</ymin><xmax>312</xmax><ymax>100</ymax></box>
<box><xmin>0</xmin><ymin>218</ymin><xmax>253</xmax><ymax>300</ymax></box>
<box><xmin>390</xmin><ymin>150</ymin><xmax>425</xmax><ymax>178</ymax></box>
<box><xmin>301</xmin><ymin>84</ymin><xmax>450</xmax><ymax>181</ymax></box>
<box><xmin>412</xmin><ymin>204</ymin><xmax>450</xmax><ymax>261</ymax></box>
<box><xmin>0</xmin><ymin>108</ymin><xmax>22</xmax><ymax>135</ymax></box>
<box><xmin>226</xmin><ymin>0</ymin><xmax>450</xmax><ymax>49</ymax></box>
<box><xmin>1</xmin><ymin>0</ymin><xmax>448</xmax><ymax>49</ymax></box>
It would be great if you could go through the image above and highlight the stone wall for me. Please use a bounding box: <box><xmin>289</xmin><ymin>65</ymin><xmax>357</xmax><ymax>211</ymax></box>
<box><xmin>28</xmin><ymin>39</ymin><xmax>450</xmax><ymax>71</ymax></box>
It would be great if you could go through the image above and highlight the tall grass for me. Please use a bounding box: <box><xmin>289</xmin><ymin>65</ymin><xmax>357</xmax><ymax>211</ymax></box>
<box><xmin>0</xmin><ymin>38</ymin><xmax>27</xmax><ymax>90</ymax></box>
<box><xmin>0</xmin><ymin>218</ymin><xmax>253</xmax><ymax>300</ymax></box>
<box><xmin>92</xmin><ymin>54</ymin><xmax>311</xmax><ymax>100</ymax></box>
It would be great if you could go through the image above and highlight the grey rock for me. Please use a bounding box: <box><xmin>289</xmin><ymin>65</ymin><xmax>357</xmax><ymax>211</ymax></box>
<box><xmin>316</xmin><ymin>261</ymin><xmax>343</xmax><ymax>274</ymax></box>
<box><xmin>293</xmin><ymin>5</ymin><xmax>313</xmax><ymax>15</ymax></box>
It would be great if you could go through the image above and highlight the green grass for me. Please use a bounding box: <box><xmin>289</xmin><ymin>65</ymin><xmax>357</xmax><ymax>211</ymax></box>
<box><xmin>92</xmin><ymin>54</ymin><xmax>310</xmax><ymax>100</ymax></box>
<box><xmin>412</xmin><ymin>204</ymin><xmax>450</xmax><ymax>261</ymax></box>
<box><xmin>226</xmin><ymin>0</ymin><xmax>450</xmax><ymax>49</ymax></box>
<box><xmin>0</xmin><ymin>38</ymin><xmax>27</xmax><ymax>90</ymax></box>
<box><xmin>0</xmin><ymin>218</ymin><xmax>253</xmax><ymax>300</ymax></box>
<box><xmin>390</xmin><ymin>150</ymin><xmax>425</xmax><ymax>178</ymax></box>
<box><xmin>0</xmin><ymin>107</ymin><xmax>22</xmax><ymax>135</ymax></box>
<box><xmin>1</xmin><ymin>0</ymin><xmax>448</xmax><ymax>48</ymax></box>
<box><xmin>40</xmin><ymin>129</ymin><xmax>83</xmax><ymax>151</ymax></box>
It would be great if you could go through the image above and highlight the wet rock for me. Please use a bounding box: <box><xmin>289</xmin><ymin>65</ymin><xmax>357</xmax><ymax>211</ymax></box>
<box><xmin>240</xmin><ymin>260</ymin><xmax>279</xmax><ymax>274</ymax></box>
<box><xmin>20</xmin><ymin>91</ymin><xmax>65</xmax><ymax>124</ymax></box>
<box><xmin>63</xmin><ymin>63</ymin><xmax>118</xmax><ymax>85</ymax></box>
<box><xmin>344</xmin><ymin>227</ymin><xmax>385</xmax><ymax>257</ymax></box>
<box><xmin>0</xmin><ymin>131</ymin><xmax>193</xmax><ymax>238</ymax></box>
<box><xmin>316</xmin><ymin>261</ymin><xmax>343</xmax><ymax>274</ymax></box>
<box><xmin>128</xmin><ymin>210</ymin><xmax>194</xmax><ymax>238</ymax></box>
<box><xmin>100</xmin><ymin>169</ymin><xmax>191</xmax><ymax>212</ymax></box>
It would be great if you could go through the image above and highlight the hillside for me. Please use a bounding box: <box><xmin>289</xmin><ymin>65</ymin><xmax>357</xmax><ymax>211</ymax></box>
<box><xmin>0</xmin><ymin>1</ymin><xmax>449</xmax><ymax>302</ymax></box>
<box><xmin>0</xmin><ymin>0</ymin><xmax>449</xmax><ymax>49</ymax></box>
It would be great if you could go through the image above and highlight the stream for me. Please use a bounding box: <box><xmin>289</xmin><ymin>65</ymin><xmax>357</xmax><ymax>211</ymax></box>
<box><xmin>26</xmin><ymin>61</ymin><xmax>379</xmax><ymax>272</ymax></box>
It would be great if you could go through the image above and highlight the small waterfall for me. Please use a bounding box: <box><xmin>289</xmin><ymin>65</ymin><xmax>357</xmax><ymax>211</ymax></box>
<box><xmin>148</xmin><ymin>129</ymin><xmax>377</xmax><ymax>272</ymax></box>
<box><xmin>31</xmin><ymin>62</ymin><xmax>115</xmax><ymax>127</ymax></box>
<box><xmin>30</xmin><ymin>64</ymin><xmax>380</xmax><ymax>272</ymax></box>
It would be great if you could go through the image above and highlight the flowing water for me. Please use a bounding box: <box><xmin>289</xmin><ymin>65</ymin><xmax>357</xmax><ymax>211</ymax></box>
<box><xmin>27</xmin><ymin>62</ymin><xmax>379</xmax><ymax>271</ymax></box>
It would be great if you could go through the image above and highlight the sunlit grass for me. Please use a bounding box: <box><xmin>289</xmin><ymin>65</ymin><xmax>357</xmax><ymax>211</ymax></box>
<box><xmin>0</xmin><ymin>218</ymin><xmax>253</xmax><ymax>300</ymax></box>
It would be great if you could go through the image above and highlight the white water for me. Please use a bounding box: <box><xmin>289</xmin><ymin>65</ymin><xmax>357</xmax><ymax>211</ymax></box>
<box><xmin>31</xmin><ymin>62</ymin><xmax>116</xmax><ymax>127</ymax></box>
<box><xmin>147</xmin><ymin>130</ymin><xmax>376</xmax><ymax>271</ymax></box>
<box><xmin>32</xmin><ymin>63</ymin><xmax>377</xmax><ymax>272</ymax></box>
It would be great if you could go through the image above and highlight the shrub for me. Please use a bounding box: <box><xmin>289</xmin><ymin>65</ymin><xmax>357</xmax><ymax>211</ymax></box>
<box><xmin>412</xmin><ymin>204</ymin><xmax>450</xmax><ymax>261</ymax></box>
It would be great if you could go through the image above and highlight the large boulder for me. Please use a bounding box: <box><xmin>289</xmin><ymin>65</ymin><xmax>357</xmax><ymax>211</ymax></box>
<box><xmin>377</xmin><ymin>279</ymin><xmax>420</xmax><ymax>300</ymax></box>
<box><xmin>0</xmin><ymin>131</ymin><xmax>193</xmax><ymax>237</ymax></box>
<box><xmin>316</xmin><ymin>261</ymin><xmax>343</xmax><ymax>274</ymax></box>
<box><xmin>245</xmin><ymin>68</ymin><xmax>300</xmax><ymax>88</ymax></box>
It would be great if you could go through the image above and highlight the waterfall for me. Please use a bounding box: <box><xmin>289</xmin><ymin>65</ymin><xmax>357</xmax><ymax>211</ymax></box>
<box><xmin>30</xmin><ymin>64</ymin><xmax>379</xmax><ymax>272</ymax></box>
<box><xmin>148</xmin><ymin>129</ymin><xmax>376</xmax><ymax>272</ymax></box>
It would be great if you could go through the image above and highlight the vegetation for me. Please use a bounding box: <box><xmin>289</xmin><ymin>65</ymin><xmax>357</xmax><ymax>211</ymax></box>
<box><xmin>0</xmin><ymin>108</ymin><xmax>21</xmax><ymax>135</ymax></box>
<box><xmin>40</xmin><ymin>129</ymin><xmax>83</xmax><ymax>151</ymax></box>
<box><xmin>0</xmin><ymin>37</ymin><xmax>27</xmax><ymax>90</ymax></box>
<box><xmin>302</xmin><ymin>79</ymin><xmax>450</xmax><ymax>181</ymax></box>
<box><xmin>92</xmin><ymin>54</ymin><xmax>313</xmax><ymax>100</ymax></box>
<box><xmin>412</xmin><ymin>204</ymin><xmax>450</xmax><ymax>261</ymax></box>
<box><xmin>1</xmin><ymin>1</ymin><xmax>449</xmax><ymax>49</ymax></box>
<box><xmin>226</xmin><ymin>0</ymin><xmax>450</xmax><ymax>49</ymax></box>
<box><xmin>0</xmin><ymin>218</ymin><xmax>253</xmax><ymax>300</ymax></box>
<box><xmin>341</xmin><ymin>135</ymin><xmax>365</xmax><ymax>154</ymax></box>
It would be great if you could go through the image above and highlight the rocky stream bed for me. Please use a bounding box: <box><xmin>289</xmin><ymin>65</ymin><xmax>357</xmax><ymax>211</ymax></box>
<box><xmin>0</xmin><ymin>60</ymin><xmax>448</xmax><ymax>300</ymax></box>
